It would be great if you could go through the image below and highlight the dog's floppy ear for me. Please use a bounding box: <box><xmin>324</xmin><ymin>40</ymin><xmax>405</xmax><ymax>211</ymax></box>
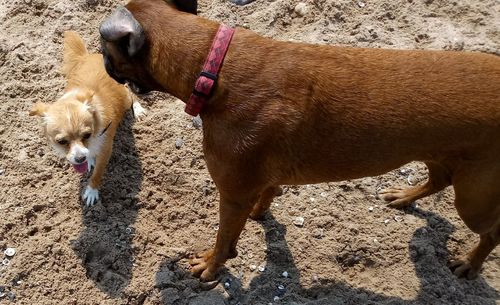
<box><xmin>170</xmin><ymin>0</ymin><xmax>197</xmax><ymax>15</ymax></box>
<box><xmin>99</xmin><ymin>6</ymin><xmax>145</xmax><ymax>57</ymax></box>
<box><xmin>29</xmin><ymin>102</ymin><xmax>49</xmax><ymax>117</ymax></box>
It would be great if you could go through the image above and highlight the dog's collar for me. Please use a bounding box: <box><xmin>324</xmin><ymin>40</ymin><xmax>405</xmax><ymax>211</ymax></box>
<box><xmin>185</xmin><ymin>24</ymin><xmax>235</xmax><ymax>116</ymax></box>
<box><xmin>99</xmin><ymin>121</ymin><xmax>112</xmax><ymax>137</ymax></box>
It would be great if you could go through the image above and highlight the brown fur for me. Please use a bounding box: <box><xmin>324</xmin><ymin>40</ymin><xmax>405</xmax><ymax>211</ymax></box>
<box><xmin>30</xmin><ymin>31</ymin><xmax>142</xmax><ymax>206</ymax></box>
<box><xmin>101</xmin><ymin>0</ymin><xmax>500</xmax><ymax>281</ymax></box>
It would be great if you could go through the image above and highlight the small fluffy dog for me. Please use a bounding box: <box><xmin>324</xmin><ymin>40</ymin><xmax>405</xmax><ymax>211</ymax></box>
<box><xmin>30</xmin><ymin>31</ymin><xmax>145</xmax><ymax>206</ymax></box>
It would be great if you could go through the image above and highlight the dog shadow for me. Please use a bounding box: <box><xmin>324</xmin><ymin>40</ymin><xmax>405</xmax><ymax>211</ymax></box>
<box><xmin>155</xmin><ymin>202</ymin><xmax>499</xmax><ymax>304</ymax></box>
<box><xmin>71</xmin><ymin>110</ymin><xmax>142</xmax><ymax>297</ymax></box>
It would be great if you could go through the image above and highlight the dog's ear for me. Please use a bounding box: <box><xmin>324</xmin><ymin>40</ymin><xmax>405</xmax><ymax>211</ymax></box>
<box><xmin>29</xmin><ymin>102</ymin><xmax>49</xmax><ymax>117</ymax></box>
<box><xmin>169</xmin><ymin>0</ymin><xmax>197</xmax><ymax>15</ymax></box>
<box><xmin>99</xmin><ymin>6</ymin><xmax>145</xmax><ymax>57</ymax></box>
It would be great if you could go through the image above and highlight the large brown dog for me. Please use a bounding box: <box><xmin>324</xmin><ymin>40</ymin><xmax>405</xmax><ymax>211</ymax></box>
<box><xmin>99</xmin><ymin>0</ymin><xmax>500</xmax><ymax>281</ymax></box>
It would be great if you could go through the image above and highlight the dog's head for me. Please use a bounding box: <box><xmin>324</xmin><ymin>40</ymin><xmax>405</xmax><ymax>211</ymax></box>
<box><xmin>99</xmin><ymin>0</ymin><xmax>197</xmax><ymax>94</ymax></box>
<box><xmin>29</xmin><ymin>89</ymin><xmax>102</xmax><ymax>174</ymax></box>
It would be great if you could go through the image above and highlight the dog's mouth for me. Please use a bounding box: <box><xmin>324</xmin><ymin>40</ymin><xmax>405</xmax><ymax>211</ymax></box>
<box><xmin>72</xmin><ymin>161</ymin><xmax>88</xmax><ymax>174</ymax></box>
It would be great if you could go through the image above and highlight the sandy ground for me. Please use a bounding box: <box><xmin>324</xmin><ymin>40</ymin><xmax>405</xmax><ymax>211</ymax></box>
<box><xmin>0</xmin><ymin>0</ymin><xmax>499</xmax><ymax>304</ymax></box>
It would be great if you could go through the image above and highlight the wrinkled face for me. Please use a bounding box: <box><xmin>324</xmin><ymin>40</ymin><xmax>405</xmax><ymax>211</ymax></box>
<box><xmin>30</xmin><ymin>90</ymin><xmax>101</xmax><ymax>173</ymax></box>
<box><xmin>101</xmin><ymin>37</ymin><xmax>159</xmax><ymax>94</ymax></box>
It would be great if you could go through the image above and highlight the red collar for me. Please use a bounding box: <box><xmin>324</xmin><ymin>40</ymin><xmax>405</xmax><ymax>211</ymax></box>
<box><xmin>185</xmin><ymin>25</ymin><xmax>235</xmax><ymax>116</ymax></box>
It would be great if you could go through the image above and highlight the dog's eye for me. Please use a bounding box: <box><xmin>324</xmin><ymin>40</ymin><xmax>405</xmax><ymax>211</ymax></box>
<box><xmin>57</xmin><ymin>139</ymin><xmax>68</xmax><ymax>145</ymax></box>
<box><xmin>82</xmin><ymin>133</ymin><xmax>91</xmax><ymax>140</ymax></box>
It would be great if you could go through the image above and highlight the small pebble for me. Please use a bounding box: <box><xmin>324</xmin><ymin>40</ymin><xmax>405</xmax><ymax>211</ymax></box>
<box><xmin>273</xmin><ymin>296</ymin><xmax>280</xmax><ymax>302</ymax></box>
<box><xmin>320</xmin><ymin>192</ymin><xmax>327</xmax><ymax>198</ymax></box>
<box><xmin>249</xmin><ymin>264</ymin><xmax>257</xmax><ymax>271</ymax></box>
<box><xmin>312</xmin><ymin>275</ymin><xmax>319</xmax><ymax>282</ymax></box>
<box><xmin>373</xmin><ymin>238</ymin><xmax>379</xmax><ymax>244</ymax></box>
<box><xmin>282</xmin><ymin>271</ymin><xmax>289</xmax><ymax>278</ymax></box>
<box><xmin>309</xmin><ymin>197</ymin><xmax>315</xmax><ymax>202</ymax></box>
<box><xmin>294</xmin><ymin>2</ymin><xmax>308</xmax><ymax>16</ymax></box>
<box><xmin>368</xmin><ymin>206</ymin><xmax>374</xmax><ymax>212</ymax></box>
<box><xmin>278</xmin><ymin>284</ymin><xmax>285</xmax><ymax>291</ymax></box>
<box><xmin>384</xmin><ymin>219</ymin><xmax>390</xmax><ymax>224</ymax></box>
<box><xmin>2</xmin><ymin>259</ymin><xmax>9</xmax><ymax>266</ymax></box>
<box><xmin>394</xmin><ymin>215</ymin><xmax>403</xmax><ymax>222</ymax></box>
<box><xmin>258</xmin><ymin>265</ymin><xmax>266</xmax><ymax>272</ymax></box>
<box><xmin>4</xmin><ymin>248</ymin><xmax>15</xmax><ymax>257</ymax></box>
<box><xmin>7</xmin><ymin>292</ymin><xmax>15</xmax><ymax>301</ymax></box>
<box><xmin>224</xmin><ymin>282</ymin><xmax>230</xmax><ymax>289</ymax></box>
<box><xmin>357</xmin><ymin>1</ymin><xmax>365</xmax><ymax>7</ymax></box>
<box><xmin>192</xmin><ymin>115</ymin><xmax>203</xmax><ymax>129</ymax></box>
<box><xmin>0</xmin><ymin>168</ymin><xmax>4</xmax><ymax>175</ymax></box>
<box><xmin>407</xmin><ymin>175</ymin><xmax>417</xmax><ymax>185</ymax></box>
<box><xmin>125</xmin><ymin>227</ymin><xmax>133</xmax><ymax>234</ymax></box>
<box><xmin>175</xmin><ymin>138</ymin><xmax>184</xmax><ymax>149</ymax></box>
<box><xmin>293</xmin><ymin>216</ymin><xmax>305</xmax><ymax>227</ymax></box>
<box><xmin>312</xmin><ymin>228</ymin><xmax>324</xmax><ymax>239</ymax></box>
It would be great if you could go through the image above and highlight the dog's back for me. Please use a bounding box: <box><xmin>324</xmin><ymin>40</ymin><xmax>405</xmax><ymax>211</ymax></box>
<box><xmin>62</xmin><ymin>31</ymin><xmax>132</xmax><ymax>118</ymax></box>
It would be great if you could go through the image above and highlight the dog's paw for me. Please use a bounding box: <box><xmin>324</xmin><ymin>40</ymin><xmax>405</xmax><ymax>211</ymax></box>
<box><xmin>378</xmin><ymin>188</ymin><xmax>413</xmax><ymax>208</ymax></box>
<box><xmin>449</xmin><ymin>259</ymin><xmax>480</xmax><ymax>280</ymax></box>
<box><xmin>132</xmin><ymin>102</ymin><xmax>147</xmax><ymax>121</ymax></box>
<box><xmin>82</xmin><ymin>186</ymin><xmax>99</xmax><ymax>207</ymax></box>
<box><xmin>189</xmin><ymin>249</ymin><xmax>219</xmax><ymax>282</ymax></box>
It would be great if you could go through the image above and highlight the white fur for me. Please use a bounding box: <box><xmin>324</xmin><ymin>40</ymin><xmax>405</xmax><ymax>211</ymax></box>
<box><xmin>67</xmin><ymin>143</ymin><xmax>89</xmax><ymax>164</ymax></box>
<box><xmin>82</xmin><ymin>186</ymin><xmax>99</xmax><ymax>206</ymax></box>
<box><xmin>82</xmin><ymin>101</ymin><xmax>92</xmax><ymax>112</ymax></box>
<box><xmin>133</xmin><ymin>101</ymin><xmax>147</xmax><ymax>120</ymax></box>
<box><xmin>42</xmin><ymin>115</ymin><xmax>54</xmax><ymax>126</ymax></box>
<box><xmin>60</xmin><ymin>89</ymin><xmax>80</xmax><ymax>100</ymax></box>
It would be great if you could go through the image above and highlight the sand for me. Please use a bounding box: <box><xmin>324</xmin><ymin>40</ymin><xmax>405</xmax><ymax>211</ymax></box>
<box><xmin>0</xmin><ymin>0</ymin><xmax>499</xmax><ymax>304</ymax></box>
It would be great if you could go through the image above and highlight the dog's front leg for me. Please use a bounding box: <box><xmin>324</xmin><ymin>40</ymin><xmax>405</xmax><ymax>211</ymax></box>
<box><xmin>82</xmin><ymin>138</ymin><xmax>113</xmax><ymax>206</ymax></box>
<box><xmin>190</xmin><ymin>195</ymin><xmax>254</xmax><ymax>281</ymax></box>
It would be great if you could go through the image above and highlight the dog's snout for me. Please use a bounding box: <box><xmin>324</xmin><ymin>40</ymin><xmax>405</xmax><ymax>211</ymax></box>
<box><xmin>75</xmin><ymin>155</ymin><xmax>87</xmax><ymax>164</ymax></box>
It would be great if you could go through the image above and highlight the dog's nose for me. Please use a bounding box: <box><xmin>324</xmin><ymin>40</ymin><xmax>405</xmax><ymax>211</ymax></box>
<box><xmin>75</xmin><ymin>155</ymin><xmax>87</xmax><ymax>164</ymax></box>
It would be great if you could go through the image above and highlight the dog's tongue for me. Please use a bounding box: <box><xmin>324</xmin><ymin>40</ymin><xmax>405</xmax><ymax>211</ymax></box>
<box><xmin>73</xmin><ymin>161</ymin><xmax>88</xmax><ymax>174</ymax></box>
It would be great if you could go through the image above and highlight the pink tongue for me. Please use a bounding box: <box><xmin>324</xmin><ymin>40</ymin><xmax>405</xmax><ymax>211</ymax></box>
<box><xmin>72</xmin><ymin>161</ymin><xmax>88</xmax><ymax>174</ymax></box>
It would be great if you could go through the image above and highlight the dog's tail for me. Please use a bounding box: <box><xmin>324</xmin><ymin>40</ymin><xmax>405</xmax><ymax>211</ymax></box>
<box><xmin>62</xmin><ymin>31</ymin><xmax>88</xmax><ymax>76</ymax></box>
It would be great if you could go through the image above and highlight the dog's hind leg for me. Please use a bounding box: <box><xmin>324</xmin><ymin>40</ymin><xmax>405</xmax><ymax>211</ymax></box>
<box><xmin>450</xmin><ymin>224</ymin><xmax>499</xmax><ymax>279</ymax></box>
<box><xmin>379</xmin><ymin>161</ymin><xmax>451</xmax><ymax>208</ymax></box>
<box><xmin>249</xmin><ymin>186</ymin><xmax>282</xmax><ymax>220</ymax></box>
<box><xmin>448</xmin><ymin>162</ymin><xmax>500</xmax><ymax>279</ymax></box>
<box><xmin>190</xmin><ymin>194</ymin><xmax>256</xmax><ymax>281</ymax></box>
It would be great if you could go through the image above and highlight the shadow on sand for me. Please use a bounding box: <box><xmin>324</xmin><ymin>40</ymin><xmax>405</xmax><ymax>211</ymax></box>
<box><xmin>71</xmin><ymin>111</ymin><xmax>142</xmax><ymax>297</ymax></box>
<box><xmin>155</xmin><ymin>203</ymin><xmax>499</xmax><ymax>304</ymax></box>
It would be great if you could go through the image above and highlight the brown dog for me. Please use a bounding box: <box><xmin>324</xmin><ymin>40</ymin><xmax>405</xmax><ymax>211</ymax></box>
<box><xmin>99</xmin><ymin>0</ymin><xmax>500</xmax><ymax>281</ymax></box>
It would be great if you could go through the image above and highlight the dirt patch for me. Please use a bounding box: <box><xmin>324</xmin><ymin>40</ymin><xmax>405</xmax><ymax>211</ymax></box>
<box><xmin>0</xmin><ymin>0</ymin><xmax>498</xmax><ymax>304</ymax></box>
